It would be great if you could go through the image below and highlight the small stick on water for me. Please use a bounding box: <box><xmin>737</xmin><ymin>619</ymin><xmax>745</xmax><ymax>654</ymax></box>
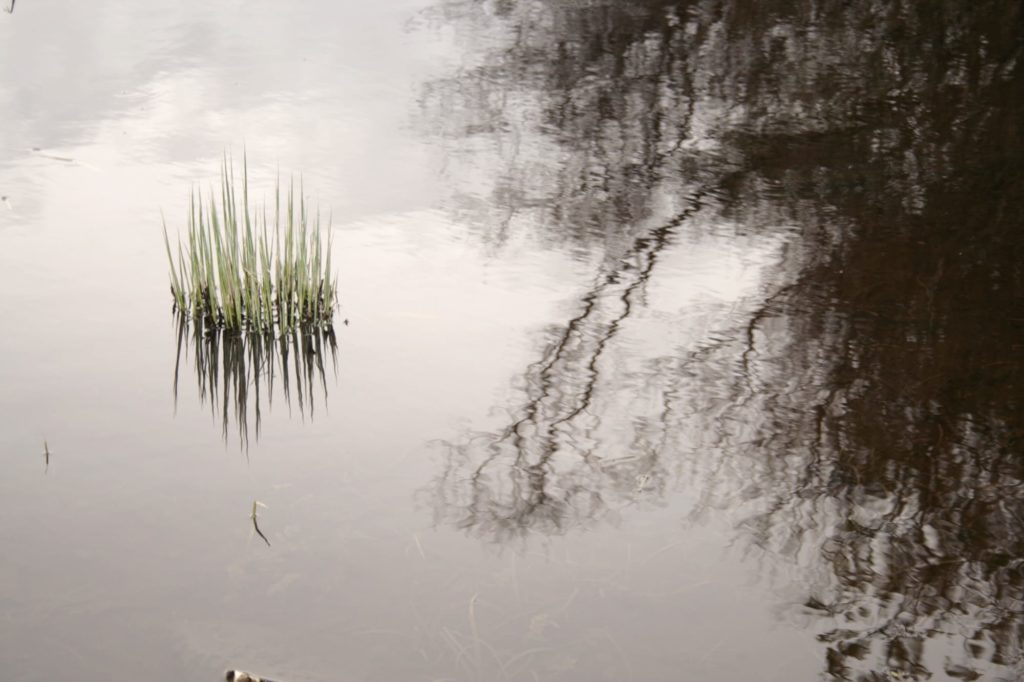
<box><xmin>250</xmin><ymin>500</ymin><xmax>270</xmax><ymax>547</ymax></box>
<box><xmin>30</xmin><ymin>147</ymin><xmax>76</xmax><ymax>163</ymax></box>
<box><xmin>43</xmin><ymin>440</ymin><xmax>50</xmax><ymax>472</ymax></box>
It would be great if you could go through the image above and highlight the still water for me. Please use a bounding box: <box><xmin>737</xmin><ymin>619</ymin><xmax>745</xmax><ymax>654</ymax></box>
<box><xmin>1</xmin><ymin>1</ymin><xmax>1021</xmax><ymax>680</ymax></box>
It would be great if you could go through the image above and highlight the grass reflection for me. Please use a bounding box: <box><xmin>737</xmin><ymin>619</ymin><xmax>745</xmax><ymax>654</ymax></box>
<box><xmin>172</xmin><ymin>312</ymin><xmax>337</xmax><ymax>447</ymax></box>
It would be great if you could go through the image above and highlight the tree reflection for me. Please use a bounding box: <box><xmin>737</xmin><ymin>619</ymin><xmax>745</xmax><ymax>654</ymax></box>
<box><xmin>172</xmin><ymin>314</ymin><xmax>337</xmax><ymax>448</ymax></box>
<box><xmin>434</xmin><ymin>186</ymin><xmax>712</xmax><ymax>540</ymax></box>
<box><xmin>426</xmin><ymin>0</ymin><xmax>1023</xmax><ymax>678</ymax></box>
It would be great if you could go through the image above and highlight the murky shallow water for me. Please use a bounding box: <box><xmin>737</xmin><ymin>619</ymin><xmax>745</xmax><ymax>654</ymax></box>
<box><xmin>1</xmin><ymin>1</ymin><xmax>1022</xmax><ymax>681</ymax></box>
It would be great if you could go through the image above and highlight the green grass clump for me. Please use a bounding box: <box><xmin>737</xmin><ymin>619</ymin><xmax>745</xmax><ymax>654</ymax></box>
<box><xmin>163</xmin><ymin>155</ymin><xmax>337</xmax><ymax>333</ymax></box>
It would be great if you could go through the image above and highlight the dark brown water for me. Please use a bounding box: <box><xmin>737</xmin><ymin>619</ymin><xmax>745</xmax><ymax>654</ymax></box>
<box><xmin>0</xmin><ymin>1</ymin><xmax>1021</xmax><ymax>681</ymax></box>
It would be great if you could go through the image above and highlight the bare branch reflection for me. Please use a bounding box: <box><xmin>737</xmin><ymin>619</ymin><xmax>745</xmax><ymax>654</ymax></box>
<box><xmin>172</xmin><ymin>313</ymin><xmax>338</xmax><ymax>448</ymax></box>
<box><xmin>435</xmin><ymin>187</ymin><xmax>712</xmax><ymax>541</ymax></box>
<box><xmin>425</xmin><ymin>0</ymin><xmax>1024</xmax><ymax>678</ymax></box>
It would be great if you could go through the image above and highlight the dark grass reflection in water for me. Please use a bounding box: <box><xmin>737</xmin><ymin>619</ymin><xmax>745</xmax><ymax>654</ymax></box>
<box><xmin>173</xmin><ymin>313</ymin><xmax>338</xmax><ymax>448</ymax></box>
<box><xmin>424</xmin><ymin>0</ymin><xmax>1024</xmax><ymax>679</ymax></box>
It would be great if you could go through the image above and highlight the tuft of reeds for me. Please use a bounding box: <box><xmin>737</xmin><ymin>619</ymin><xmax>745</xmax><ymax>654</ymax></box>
<box><xmin>163</xmin><ymin>155</ymin><xmax>337</xmax><ymax>333</ymax></box>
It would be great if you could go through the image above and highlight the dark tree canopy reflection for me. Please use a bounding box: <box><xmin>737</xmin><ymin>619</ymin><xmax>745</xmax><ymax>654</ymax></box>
<box><xmin>425</xmin><ymin>0</ymin><xmax>1024</xmax><ymax>678</ymax></box>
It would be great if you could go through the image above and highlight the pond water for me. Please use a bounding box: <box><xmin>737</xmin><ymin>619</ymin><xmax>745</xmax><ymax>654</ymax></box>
<box><xmin>1</xmin><ymin>1</ymin><xmax>1022</xmax><ymax>681</ymax></box>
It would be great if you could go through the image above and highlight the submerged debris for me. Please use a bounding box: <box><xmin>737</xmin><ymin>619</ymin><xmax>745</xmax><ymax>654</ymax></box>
<box><xmin>225</xmin><ymin>671</ymin><xmax>281</xmax><ymax>682</ymax></box>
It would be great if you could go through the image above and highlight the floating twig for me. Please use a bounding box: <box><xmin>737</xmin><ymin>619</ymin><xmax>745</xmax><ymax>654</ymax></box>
<box><xmin>250</xmin><ymin>500</ymin><xmax>270</xmax><ymax>546</ymax></box>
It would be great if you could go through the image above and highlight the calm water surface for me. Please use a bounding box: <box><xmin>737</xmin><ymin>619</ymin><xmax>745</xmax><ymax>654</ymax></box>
<box><xmin>1</xmin><ymin>1</ymin><xmax>1021</xmax><ymax>681</ymax></box>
